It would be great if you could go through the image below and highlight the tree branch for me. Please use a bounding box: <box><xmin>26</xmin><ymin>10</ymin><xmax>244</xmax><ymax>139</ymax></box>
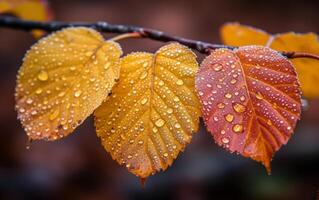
<box><xmin>0</xmin><ymin>16</ymin><xmax>318</xmax><ymax>61</ymax></box>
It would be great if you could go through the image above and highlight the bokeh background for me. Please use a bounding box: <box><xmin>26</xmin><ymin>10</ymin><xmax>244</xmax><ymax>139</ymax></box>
<box><xmin>0</xmin><ymin>0</ymin><xmax>318</xmax><ymax>199</ymax></box>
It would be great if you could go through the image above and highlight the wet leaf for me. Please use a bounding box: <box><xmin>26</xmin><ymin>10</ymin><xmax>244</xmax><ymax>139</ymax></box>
<box><xmin>0</xmin><ymin>0</ymin><xmax>52</xmax><ymax>37</ymax></box>
<box><xmin>196</xmin><ymin>46</ymin><xmax>301</xmax><ymax>172</ymax></box>
<box><xmin>94</xmin><ymin>43</ymin><xmax>200</xmax><ymax>178</ymax></box>
<box><xmin>220</xmin><ymin>23</ymin><xmax>319</xmax><ymax>98</ymax></box>
<box><xmin>15</xmin><ymin>27</ymin><xmax>122</xmax><ymax>141</ymax></box>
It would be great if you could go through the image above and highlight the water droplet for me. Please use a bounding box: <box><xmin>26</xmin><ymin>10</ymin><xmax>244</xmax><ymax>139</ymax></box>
<box><xmin>31</xmin><ymin>110</ymin><xmax>37</xmax><ymax>115</ymax></box>
<box><xmin>232</xmin><ymin>124</ymin><xmax>244</xmax><ymax>133</ymax></box>
<box><xmin>225</xmin><ymin>93</ymin><xmax>232</xmax><ymax>99</ymax></box>
<box><xmin>155</xmin><ymin>119</ymin><xmax>165</xmax><ymax>127</ymax></box>
<box><xmin>138</xmin><ymin>140</ymin><xmax>144</xmax><ymax>145</ymax></box>
<box><xmin>62</xmin><ymin>125</ymin><xmax>68</xmax><ymax>130</ymax></box>
<box><xmin>163</xmin><ymin>153</ymin><xmax>168</xmax><ymax>157</ymax></box>
<box><xmin>37</xmin><ymin>71</ymin><xmax>48</xmax><ymax>81</ymax></box>
<box><xmin>152</xmin><ymin>127</ymin><xmax>158</xmax><ymax>133</ymax></box>
<box><xmin>233</xmin><ymin>103</ymin><xmax>246</xmax><ymax>113</ymax></box>
<box><xmin>141</xmin><ymin>97</ymin><xmax>148</xmax><ymax>105</ymax></box>
<box><xmin>213</xmin><ymin>63</ymin><xmax>223</xmax><ymax>71</ymax></box>
<box><xmin>240</xmin><ymin>96</ymin><xmax>246</xmax><ymax>102</ymax></box>
<box><xmin>230</xmin><ymin>79</ymin><xmax>237</xmax><ymax>84</ymax></box>
<box><xmin>174</xmin><ymin>123</ymin><xmax>181</xmax><ymax>129</ymax></box>
<box><xmin>74</xmin><ymin>90</ymin><xmax>82</xmax><ymax>97</ymax></box>
<box><xmin>58</xmin><ymin>91</ymin><xmax>66</xmax><ymax>97</ymax></box>
<box><xmin>176</xmin><ymin>79</ymin><xmax>183</xmax><ymax>86</ymax></box>
<box><xmin>19</xmin><ymin>107</ymin><xmax>25</xmax><ymax>113</ymax></box>
<box><xmin>167</xmin><ymin>108</ymin><xmax>173</xmax><ymax>114</ymax></box>
<box><xmin>26</xmin><ymin>98</ymin><xmax>33</xmax><ymax>104</ymax></box>
<box><xmin>267</xmin><ymin>120</ymin><xmax>272</xmax><ymax>126</ymax></box>
<box><xmin>256</xmin><ymin>92</ymin><xmax>264</xmax><ymax>100</ymax></box>
<box><xmin>139</xmin><ymin>72</ymin><xmax>148</xmax><ymax>80</ymax></box>
<box><xmin>158</xmin><ymin>80</ymin><xmax>164</xmax><ymax>86</ymax></box>
<box><xmin>222</xmin><ymin>137</ymin><xmax>229</xmax><ymax>144</ymax></box>
<box><xmin>217</xmin><ymin>103</ymin><xmax>225</xmax><ymax>109</ymax></box>
<box><xmin>225</xmin><ymin>114</ymin><xmax>234</xmax><ymax>122</ymax></box>
<box><xmin>35</xmin><ymin>88</ymin><xmax>42</xmax><ymax>94</ymax></box>
<box><xmin>213</xmin><ymin>116</ymin><xmax>219</xmax><ymax>122</ymax></box>
<box><xmin>49</xmin><ymin>110</ymin><xmax>59</xmax><ymax>120</ymax></box>
<box><xmin>104</xmin><ymin>63</ymin><xmax>111</xmax><ymax>70</ymax></box>
<box><xmin>173</xmin><ymin>97</ymin><xmax>180</xmax><ymax>102</ymax></box>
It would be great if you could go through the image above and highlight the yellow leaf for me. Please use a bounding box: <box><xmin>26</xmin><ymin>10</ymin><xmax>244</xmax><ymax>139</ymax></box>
<box><xmin>94</xmin><ymin>43</ymin><xmax>200</xmax><ymax>178</ymax></box>
<box><xmin>0</xmin><ymin>0</ymin><xmax>52</xmax><ymax>37</ymax></box>
<box><xmin>220</xmin><ymin>23</ymin><xmax>319</xmax><ymax>98</ymax></box>
<box><xmin>15</xmin><ymin>27</ymin><xmax>122</xmax><ymax>141</ymax></box>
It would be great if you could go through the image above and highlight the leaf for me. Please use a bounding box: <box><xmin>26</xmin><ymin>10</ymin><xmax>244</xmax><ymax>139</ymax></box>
<box><xmin>195</xmin><ymin>45</ymin><xmax>301</xmax><ymax>172</ymax></box>
<box><xmin>94</xmin><ymin>43</ymin><xmax>200</xmax><ymax>178</ymax></box>
<box><xmin>220</xmin><ymin>23</ymin><xmax>270</xmax><ymax>47</ymax></box>
<box><xmin>15</xmin><ymin>27</ymin><xmax>122</xmax><ymax>141</ymax></box>
<box><xmin>0</xmin><ymin>0</ymin><xmax>52</xmax><ymax>37</ymax></box>
<box><xmin>220</xmin><ymin>23</ymin><xmax>319</xmax><ymax>98</ymax></box>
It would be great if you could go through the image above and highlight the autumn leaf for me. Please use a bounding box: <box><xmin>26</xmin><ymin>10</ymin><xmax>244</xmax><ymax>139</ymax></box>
<box><xmin>195</xmin><ymin>46</ymin><xmax>301</xmax><ymax>172</ymax></box>
<box><xmin>94</xmin><ymin>43</ymin><xmax>200</xmax><ymax>178</ymax></box>
<box><xmin>15</xmin><ymin>27</ymin><xmax>122</xmax><ymax>141</ymax></box>
<box><xmin>220</xmin><ymin>22</ymin><xmax>319</xmax><ymax>98</ymax></box>
<box><xmin>0</xmin><ymin>0</ymin><xmax>52</xmax><ymax>37</ymax></box>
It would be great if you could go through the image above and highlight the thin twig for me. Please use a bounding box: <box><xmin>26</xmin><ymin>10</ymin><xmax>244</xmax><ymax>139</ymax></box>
<box><xmin>283</xmin><ymin>52</ymin><xmax>319</xmax><ymax>60</ymax></box>
<box><xmin>0</xmin><ymin>16</ymin><xmax>229</xmax><ymax>54</ymax></box>
<box><xmin>0</xmin><ymin>16</ymin><xmax>318</xmax><ymax>60</ymax></box>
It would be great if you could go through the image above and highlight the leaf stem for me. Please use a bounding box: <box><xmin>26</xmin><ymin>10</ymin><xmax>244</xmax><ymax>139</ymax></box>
<box><xmin>0</xmin><ymin>16</ymin><xmax>318</xmax><ymax>61</ymax></box>
<box><xmin>109</xmin><ymin>32</ymin><xmax>142</xmax><ymax>41</ymax></box>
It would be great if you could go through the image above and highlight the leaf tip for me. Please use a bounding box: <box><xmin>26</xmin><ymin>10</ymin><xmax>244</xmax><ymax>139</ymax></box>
<box><xmin>140</xmin><ymin>177</ymin><xmax>147</xmax><ymax>188</ymax></box>
<box><xmin>264</xmin><ymin>161</ymin><xmax>272</xmax><ymax>175</ymax></box>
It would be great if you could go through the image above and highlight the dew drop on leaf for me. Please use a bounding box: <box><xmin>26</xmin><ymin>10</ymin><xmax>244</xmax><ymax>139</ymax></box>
<box><xmin>232</xmin><ymin>124</ymin><xmax>244</xmax><ymax>133</ymax></box>
<box><xmin>37</xmin><ymin>70</ymin><xmax>48</xmax><ymax>81</ymax></box>
<box><xmin>176</xmin><ymin>79</ymin><xmax>184</xmax><ymax>86</ymax></box>
<box><xmin>155</xmin><ymin>118</ymin><xmax>165</xmax><ymax>127</ymax></box>
<box><xmin>225</xmin><ymin>113</ymin><xmax>234</xmax><ymax>122</ymax></box>
<box><xmin>256</xmin><ymin>92</ymin><xmax>264</xmax><ymax>100</ymax></box>
<box><xmin>225</xmin><ymin>93</ymin><xmax>232</xmax><ymax>99</ymax></box>
<box><xmin>233</xmin><ymin>103</ymin><xmax>246</xmax><ymax>113</ymax></box>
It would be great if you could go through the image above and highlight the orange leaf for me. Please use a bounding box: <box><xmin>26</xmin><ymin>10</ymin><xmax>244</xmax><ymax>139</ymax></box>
<box><xmin>0</xmin><ymin>0</ymin><xmax>52</xmax><ymax>37</ymax></box>
<box><xmin>220</xmin><ymin>23</ymin><xmax>269</xmax><ymax>47</ymax></box>
<box><xmin>195</xmin><ymin>45</ymin><xmax>301</xmax><ymax>172</ymax></box>
<box><xmin>220</xmin><ymin>23</ymin><xmax>319</xmax><ymax>98</ymax></box>
<box><xmin>94</xmin><ymin>43</ymin><xmax>200</xmax><ymax>178</ymax></box>
<box><xmin>15</xmin><ymin>27</ymin><xmax>122</xmax><ymax>141</ymax></box>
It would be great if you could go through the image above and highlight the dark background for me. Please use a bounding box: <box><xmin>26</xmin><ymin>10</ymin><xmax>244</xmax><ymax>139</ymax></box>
<box><xmin>0</xmin><ymin>0</ymin><xmax>318</xmax><ymax>199</ymax></box>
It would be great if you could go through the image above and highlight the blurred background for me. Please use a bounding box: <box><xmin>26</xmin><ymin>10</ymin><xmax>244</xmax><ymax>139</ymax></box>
<box><xmin>0</xmin><ymin>0</ymin><xmax>318</xmax><ymax>199</ymax></box>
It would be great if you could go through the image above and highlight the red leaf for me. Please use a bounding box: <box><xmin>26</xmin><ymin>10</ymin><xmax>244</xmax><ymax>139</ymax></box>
<box><xmin>195</xmin><ymin>45</ymin><xmax>301</xmax><ymax>172</ymax></box>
